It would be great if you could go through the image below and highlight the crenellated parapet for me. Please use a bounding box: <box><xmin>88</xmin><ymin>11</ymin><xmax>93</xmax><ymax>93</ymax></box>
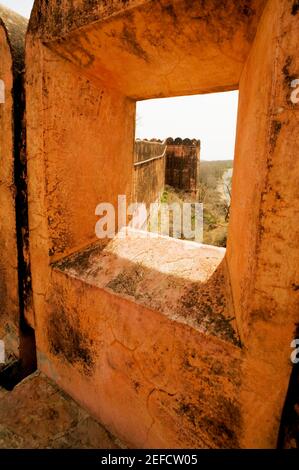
<box><xmin>133</xmin><ymin>136</ymin><xmax>201</xmax><ymax>207</ymax></box>
<box><xmin>134</xmin><ymin>138</ymin><xmax>167</xmax><ymax>164</ymax></box>
<box><xmin>165</xmin><ymin>137</ymin><xmax>201</xmax><ymax>195</ymax></box>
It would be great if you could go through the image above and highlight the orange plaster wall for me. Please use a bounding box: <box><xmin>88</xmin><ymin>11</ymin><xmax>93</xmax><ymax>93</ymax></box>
<box><xmin>227</xmin><ymin>0</ymin><xmax>299</xmax><ymax>446</ymax></box>
<box><xmin>25</xmin><ymin>0</ymin><xmax>299</xmax><ymax>450</ymax></box>
<box><xmin>0</xmin><ymin>24</ymin><xmax>20</xmax><ymax>356</ymax></box>
<box><xmin>37</xmin><ymin>267</ymin><xmax>243</xmax><ymax>449</ymax></box>
<box><xmin>228</xmin><ymin>0</ymin><xmax>299</xmax><ymax>353</ymax></box>
<box><xmin>27</xmin><ymin>46</ymin><xmax>135</xmax><ymax>263</ymax></box>
<box><xmin>31</xmin><ymin>0</ymin><xmax>268</xmax><ymax>100</ymax></box>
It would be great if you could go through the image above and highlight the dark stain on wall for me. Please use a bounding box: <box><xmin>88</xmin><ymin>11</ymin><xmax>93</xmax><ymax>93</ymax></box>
<box><xmin>0</xmin><ymin>5</ymin><xmax>36</xmax><ymax>372</ymax></box>
<box><xmin>165</xmin><ymin>138</ymin><xmax>200</xmax><ymax>194</ymax></box>
<box><xmin>291</xmin><ymin>0</ymin><xmax>299</xmax><ymax>15</ymax></box>
<box><xmin>48</xmin><ymin>292</ymin><xmax>95</xmax><ymax>375</ymax></box>
<box><xmin>176</xmin><ymin>393</ymin><xmax>242</xmax><ymax>448</ymax></box>
<box><xmin>0</xmin><ymin>265</ymin><xmax>8</xmax><ymax>319</ymax></box>
<box><xmin>277</xmin><ymin>324</ymin><xmax>299</xmax><ymax>448</ymax></box>
<box><xmin>53</xmin><ymin>240</ymin><xmax>107</xmax><ymax>276</ymax></box>
<box><xmin>282</xmin><ymin>56</ymin><xmax>297</xmax><ymax>89</ymax></box>
<box><xmin>269</xmin><ymin>120</ymin><xmax>282</xmax><ymax>153</ymax></box>
<box><xmin>177</xmin><ymin>264</ymin><xmax>241</xmax><ymax>347</ymax></box>
<box><xmin>121</xmin><ymin>23</ymin><xmax>149</xmax><ymax>62</ymax></box>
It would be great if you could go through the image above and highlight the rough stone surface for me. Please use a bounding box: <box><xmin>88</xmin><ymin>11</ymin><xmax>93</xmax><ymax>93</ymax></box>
<box><xmin>25</xmin><ymin>0</ymin><xmax>299</xmax><ymax>449</ymax></box>
<box><xmin>165</xmin><ymin>138</ymin><xmax>200</xmax><ymax>194</ymax></box>
<box><xmin>227</xmin><ymin>0</ymin><xmax>299</xmax><ymax>446</ymax></box>
<box><xmin>54</xmin><ymin>230</ymin><xmax>239</xmax><ymax>346</ymax></box>
<box><xmin>0</xmin><ymin>5</ymin><xmax>27</xmax><ymax>74</ymax></box>
<box><xmin>29</xmin><ymin>0</ymin><xmax>268</xmax><ymax>99</ymax></box>
<box><xmin>31</xmin><ymin>232</ymin><xmax>243</xmax><ymax>449</ymax></box>
<box><xmin>133</xmin><ymin>137</ymin><xmax>201</xmax><ymax>209</ymax></box>
<box><xmin>0</xmin><ymin>371</ymin><xmax>119</xmax><ymax>449</ymax></box>
<box><xmin>134</xmin><ymin>140</ymin><xmax>166</xmax><ymax>210</ymax></box>
<box><xmin>0</xmin><ymin>6</ymin><xmax>29</xmax><ymax>357</ymax></box>
<box><xmin>135</xmin><ymin>139</ymin><xmax>166</xmax><ymax>163</ymax></box>
<box><xmin>278</xmin><ymin>360</ymin><xmax>299</xmax><ymax>449</ymax></box>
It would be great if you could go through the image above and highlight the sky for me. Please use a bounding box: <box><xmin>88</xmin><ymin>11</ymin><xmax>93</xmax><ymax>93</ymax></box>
<box><xmin>0</xmin><ymin>0</ymin><xmax>34</xmax><ymax>17</ymax></box>
<box><xmin>136</xmin><ymin>91</ymin><xmax>239</xmax><ymax>161</ymax></box>
<box><xmin>2</xmin><ymin>1</ymin><xmax>239</xmax><ymax>161</ymax></box>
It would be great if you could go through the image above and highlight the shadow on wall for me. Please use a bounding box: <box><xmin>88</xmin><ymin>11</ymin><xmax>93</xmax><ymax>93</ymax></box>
<box><xmin>47</xmin><ymin>232</ymin><xmax>242</xmax><ymax>448</ymax></box>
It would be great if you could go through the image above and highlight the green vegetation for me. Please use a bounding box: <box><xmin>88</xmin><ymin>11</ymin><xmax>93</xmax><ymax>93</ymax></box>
<box><xmin>199</xmin><ymin>160</ymin><xmax>233</xmax><ymax>247</ymax></box>
<box><xmin>199</xmin><ymin>160</ymin><xmax>233</xmax><ymax>188</ymax></box>
<box><xmin>159</xmin><ymin>160</ymin><xmax>233</xmax><ymax>247</ymax></box>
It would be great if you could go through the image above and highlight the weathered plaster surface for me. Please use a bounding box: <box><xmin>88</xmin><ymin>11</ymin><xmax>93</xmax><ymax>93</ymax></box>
<box><xmin>0</xmin><ymin>371</ymin><xmax>119</xmax><ymax>449</ymax></box>
<box><xmin>25</xmin><ymin>0</ymin><xmax>299</xmax><ymax>449</ymax></box>
<box><xmin>0</xmin><ymin>6</ymin><xmax>28</xmax><ymax>357</ymax></box>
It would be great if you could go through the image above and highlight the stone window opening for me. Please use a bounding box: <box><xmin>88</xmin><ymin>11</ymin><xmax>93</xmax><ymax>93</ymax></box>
<box><xmin>25</xmin><ymin>0</ymin><xmax>299</xmax><ymax>449</ymax></box>
<box><xmin>132</xmin><ymin>92</ymin><xmax>238</xmax><ymax>247</ymax></box>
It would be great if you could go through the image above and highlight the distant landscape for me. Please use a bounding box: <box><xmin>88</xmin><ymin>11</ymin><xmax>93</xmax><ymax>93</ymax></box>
<box><xmin>160</xmin><ymin>160</ymin><xmax>234</xmax><ymax>247</ymax></box>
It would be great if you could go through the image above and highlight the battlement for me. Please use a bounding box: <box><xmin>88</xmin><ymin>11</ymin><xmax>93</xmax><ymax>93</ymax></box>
<box><xmin>133</xmin><ymin>137</ymin><xmax>201</xmax><ymax>208</ymax></box>
<box><xmin>0</xmin><ymin>0</ymin><xmax>298</xmax><ymax>451</ymax></box>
